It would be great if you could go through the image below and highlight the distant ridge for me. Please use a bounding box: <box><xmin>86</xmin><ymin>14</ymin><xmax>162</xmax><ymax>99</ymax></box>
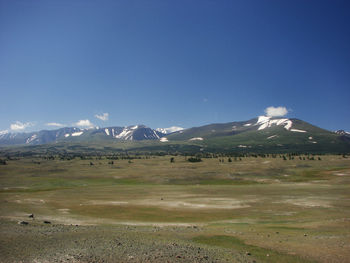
<box><xmin>1</xmin><ymin>116</ymin><xmax>349</xmax><ymax>154</ymax></box>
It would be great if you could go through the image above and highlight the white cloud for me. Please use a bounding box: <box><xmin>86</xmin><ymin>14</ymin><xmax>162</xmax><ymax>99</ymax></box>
<box><xmin>75</xmin><ymin>119</ymin><xmax>94</xmax><ymax>128</ymax></box>
<box><xmin>46</xmin><ymin>122</ymin><xmax>65</xmax><ymax>127</ymax></box>
<box><xmin>265</xmin><ymin>106</ymin><xmax>288</xmax><ymax>117</ymax></box>
<box><xmin>0</xmin><ymin>130</ymin><xmax>8</xmax><ymax>136</ymax></box>
<box><xmin>10</xmin><ymin>121</ymin><xmax>34</xmax><ymax>131</ymax></box>
<box><xmin>95</xmin><ymin>112</ymin><xmax>109</xmax><ymax>121</ymax></box>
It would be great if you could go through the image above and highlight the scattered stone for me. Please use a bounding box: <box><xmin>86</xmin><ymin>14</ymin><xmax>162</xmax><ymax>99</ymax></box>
<box><xmin>275</xmin><ymin>231</ymin><xmax>279</xmax><ymax>234</ymax></box>
<box><xmin>304</xmin><ymin>233</ymin><xmax>308</xmax><ymax>237</ymax></box>
<box><xmin>246</xmin><ymin>251</ymin><xmax>251</xmax><ymax>256</ymax></box>
<box><xmin>44</xmin><ymin>221</ymin><xmax>51</xmax><ymax>224</ymax></box>
<box><xmin>19</xmin><ymin>221</ymin><xmax>29</xmax><ymax>225</ymax></box>
<box><xmin>266</xmin><ymin>254</ymin><xmax>270</xmax><ymax>257</ymax></box>
<box><xmin>176</xmin><ymin>255</ymin><xmax>182</xmax><ymax>258</ymax></box>
<box><xmin>29</xmin><ymin>214</ymin><xmax>34</xmax><ymax>218</ymax></box>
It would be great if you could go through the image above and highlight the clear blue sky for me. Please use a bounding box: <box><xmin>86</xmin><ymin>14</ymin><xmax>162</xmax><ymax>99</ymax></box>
<box><xmin>1</xmin><ymin>0</ymin><xmax>349</xmax><ymax>132</ymax></box>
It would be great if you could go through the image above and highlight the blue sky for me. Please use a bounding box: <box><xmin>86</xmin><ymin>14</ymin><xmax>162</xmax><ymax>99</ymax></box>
<box><xmin>1</xmin><ymin>0</ymin><xmax>349</xmax><ymax>132</ymax></box>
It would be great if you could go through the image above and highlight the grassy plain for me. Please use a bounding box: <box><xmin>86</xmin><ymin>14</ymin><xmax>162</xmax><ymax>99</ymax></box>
<box><xmin>0</xmin><ymin>155</ymin><xmax>350</xmax><ymax>262</ymax></box>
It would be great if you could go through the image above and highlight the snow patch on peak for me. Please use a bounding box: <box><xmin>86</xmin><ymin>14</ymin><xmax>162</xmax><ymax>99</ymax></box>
<box><xmin>335</xmin><ymin>130</ymin><xmax>350</xmax><ymax>135</ymax></box>
<box><xmin>189</xmin><ymin>137</ymin><xmax>204</xmax><ymax>141</ymax></box>
<box><xmin>156</xmin><ymin>126</ymin><xmax>184</xmax><ymax>134</ymax></box>
<box><xmin>116</xmin><ymin>128</ymin><xmax>133</xmax><ymax>140</ymax></box>
<box><xmin>105</xmin><ymin>128</ymin><xmax>110</xmax><ymax>136</ymax></box>
<box><xmin>153</xmin><ymin>130</ymin><xmax>160</xmax><ymax>139</ymax></box>
<box><xmin>72</xmin><ymin>131</ymin><xmax>83</xmax><ymax>136</ymax></box>
<box><xmin>64</xmin><ymin>134</ymin><xmax>70</xmax><ymax>137</ymax></box>
<box><xmin>257</xmin><ymin>116</ymin><xmax>271</xmax><ymax>124</ymax></box>
<box><xmin>267</xmin><ymin>135</ymin><xmax>277</xmax><ymax>139</ymax></box>
<box><xmin>26</xmin><ymin>134</ymin><xmax>37</xmax><ymax>144</ymax></box>
<box><xmin>256</xmin><ymin>116</ymin><xmax>292</xmax><ymax>131</ymax></box>
<box><xmin>130</xmin><ymin>125</ymin><xmax>139</xmax><ymax>130</ymax></box>
<box><xmin>290</xmin><ymin>129</ymin><xmax>306</xmax><ymax>133</ymax></box>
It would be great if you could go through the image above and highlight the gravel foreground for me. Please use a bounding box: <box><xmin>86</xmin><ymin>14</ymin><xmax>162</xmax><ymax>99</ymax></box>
<box><xmin>0</xmin><ymin>219</ymin><xmax>253</xmax><ymax>263</ymax></box>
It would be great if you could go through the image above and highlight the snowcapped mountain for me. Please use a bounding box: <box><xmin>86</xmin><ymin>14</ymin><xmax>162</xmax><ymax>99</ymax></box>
<box><xmin>100</xmin><ymin>125</ymin><xmax>165</xmax><ymax>141</ymax></box>
<box><xmin>0</xmin><ymin>118</ymin><xmax>349</xmax><ymax>154</ymax></box>
<box><xmin>156</xmin><ymin>126</ymin><xmax>184</xmax><ymax>134</ymax></box>
<box><xmin>0</xmin><ymin>127</ymin><xmax>82</xmax><ymax>146</ymax></box>
<box><xmin>335</xmin><ymin>130</ymin><xmax>350</xmax><ymax>136</ymax></box>
<box><xmin>0</xmin><ymin>125</ymin><xmax>165</xmax><ymax>145</ymax></box>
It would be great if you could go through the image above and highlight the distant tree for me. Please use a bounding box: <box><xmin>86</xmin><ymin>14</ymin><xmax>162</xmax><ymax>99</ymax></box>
<box><xmin>187</xmin><ymin>157</ymin><xmax>202</xmax><ymax>163</ymax></box>
<box><xmin>318</xmin><ymin>157</ymin><xmax>322</xmax><ymax>161</ymax></box>
<box><xmin>90</xmin><ymin>162</ymin><xmax>94</xmax><ymax>166</ymax></box>
<box><xmin>0</xmin><ymin>159</ymin><xmax>7</xmax><ymax>165</ymax></box>
<box><xmin>282</xmin><ymin>155</ymin><xmax>287</xmax><ymax>161</ymax></box>
<box><xmin>170</xmin><ymin>157</ymin><xmax>175</xmax><ymax>163</ymax></box>
<box><xmin>228</xmin><ymin>158</ymin><xmax>232</xmax><ymax>162</ymax></box>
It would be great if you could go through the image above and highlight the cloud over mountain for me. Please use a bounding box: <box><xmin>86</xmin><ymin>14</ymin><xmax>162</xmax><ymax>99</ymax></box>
<box><xmin>46</xmin><ymin>122</ymin><xmax>65</xmax><ymax>127</ymax></box>
<box><xmin>75</xmin><ymin>119</ymin><xmax>94</xmax><ymax>128</ymax></box>
<box><xmin>10</xmin><ymin>121</ymin><xmax>34</xmax><ymax>131</ymax></box>
<box><xmin>265</xmin><ymin>106</ymin><xmax>288</xmax><ymax>117</ymax></box>
<box><xmin>95</xmin><ymin>113</ymin><xmax>109</xmax><ymax>121</ymax></box>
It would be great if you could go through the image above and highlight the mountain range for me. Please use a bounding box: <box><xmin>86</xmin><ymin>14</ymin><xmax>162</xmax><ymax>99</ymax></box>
<box><xmin>0</xmin><ymin>116</ymin><xmax>349</xmax><ymax>154</ymax></box>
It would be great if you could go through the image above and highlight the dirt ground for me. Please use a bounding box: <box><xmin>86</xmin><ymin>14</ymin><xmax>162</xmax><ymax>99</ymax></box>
<box><xmin>1</xmin><ymin>155</ymin><xmax>350</xmax><ymax>262</ymax></box>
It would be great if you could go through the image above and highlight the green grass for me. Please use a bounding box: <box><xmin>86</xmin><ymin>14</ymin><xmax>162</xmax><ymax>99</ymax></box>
<box><xmin>1</xmin><ymin>155</ymin><xmax>350</xmax><ymax>262</ymax></box>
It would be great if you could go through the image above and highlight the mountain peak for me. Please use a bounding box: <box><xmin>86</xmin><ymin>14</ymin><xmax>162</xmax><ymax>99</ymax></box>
<box><xmin>255</xmin><ymin>116</ymin><xmax>292</xmax><ymax>131</ymax></box>
<box><xmin>335</xmin><ymin>130</ymin><xmax>350</xmax><ymax>136</ymax></box>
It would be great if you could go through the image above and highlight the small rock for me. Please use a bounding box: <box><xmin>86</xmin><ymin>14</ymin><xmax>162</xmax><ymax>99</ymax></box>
<box><xmin>246</xmin><ymin>251</ymin><xmax>251</xmax><ymax>256</ymax></box>
<box><xmin>29</xmin><ymin>214</ymin><xmax>34</xmax><ymax>218</ymax></box>
<box><xmin>44</xmin><ymin>220</ymin><xmax>51</xmax><ymax>224</ymax></box>
<box><xmin>266</xmin><ymin>254</ymin><xmax>270</xmax><ymax>257</ymax></box>
<box><xmin>304</xmin><ymin>233</ymin><xmax>308</xmax><ymax>237</ymax></box>
<box><xmin>19</xmin><ymin>221</ymin><xmax>29</xmax><ymax>225</ymax></box>
<box><xmin>176</xmin><ymin>255</ymin><xmax>182</xmax><ymax>258</ymax></box>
